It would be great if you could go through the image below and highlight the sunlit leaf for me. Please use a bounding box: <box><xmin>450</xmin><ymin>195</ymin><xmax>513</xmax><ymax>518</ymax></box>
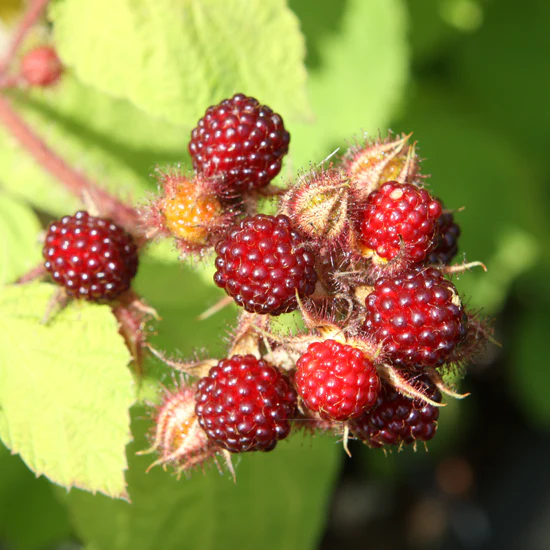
<box><xmin>0</xmin><ymin>283</ymin><xmax>135</xmax><ymax>498</ymax></box>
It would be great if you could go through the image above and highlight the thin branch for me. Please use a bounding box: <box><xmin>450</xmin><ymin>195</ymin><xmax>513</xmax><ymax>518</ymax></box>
<box><xmin>0</xmin><ymin>94</ymin><xmax>143</xmax><ymax>240</ymax></box>
<box><xmin>16</xmin><ymin>263</ymin><xmax>46</xmax><ymax>284</ymax></box>
<box><xmin>0</xmin><ymin>76</ymin><xmax>23</xmax><ymax>90</ymax></box>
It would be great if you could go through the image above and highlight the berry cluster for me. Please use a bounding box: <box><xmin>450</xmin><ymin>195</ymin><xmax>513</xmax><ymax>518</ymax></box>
<box><xmin>141</xmin><ymin>95</ymin><xmax>491</xmax><ymax>477</ymax></box>
<box><xmin>31</xmin><ymin>91</ymin><xmax>489</xmax><ymax>477</ymax></box>
<box><xmin>141</xmin><ymin>94</ymin><xmax>292</xmax><ymax>258</ymax></box>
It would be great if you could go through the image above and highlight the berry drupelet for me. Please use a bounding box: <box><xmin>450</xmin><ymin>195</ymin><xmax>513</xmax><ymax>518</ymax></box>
<box><xmin>213</xmin><ymin>214</ymin><xmax>317</xmax><ymax>315</ymax></box>
<box><xmin>188</xmin><ymin>94</ymin><xmax>290</xmax><ymax>195</ymax></box>
<box><xmin>350</xmin><ymin>376</ymin><xmax>442</xmax><ymax>448</ymax></box>
<box><xmin>42</xmin><ymin>211</ymin><xmax>139</xmax><ymax>301</ymax></box>
<box><xmin>363</xmin><ymin>267</ymin><xmax>466</xmax><ymax>368</ymax></box>
<box><xmin>295</xmin><ymin>339</ymin><xmax>381</xmax><ymax>421</ymax></box>
<box><xmin>427</xmin><ymin>211</ymin><xmax>461</xmax><ymax>265</ymax></box>
<box><xmin>358</xmin><ymin>181</ymin><xmax>442</xmax><ymax>265</ymax></box>
<box><xmin>195</xmin><ymin>355</ymin><xmax>297</xmax><ymax>453</ymax></box>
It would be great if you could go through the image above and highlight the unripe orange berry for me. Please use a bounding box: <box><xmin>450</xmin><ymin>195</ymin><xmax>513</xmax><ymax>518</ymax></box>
<box><xmin>161</xmin><ymin>179</ymin><xmax>222</xmax><ymax>244</ymax></box>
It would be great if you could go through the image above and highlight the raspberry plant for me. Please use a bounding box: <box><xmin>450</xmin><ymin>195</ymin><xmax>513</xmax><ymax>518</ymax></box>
<box><xmin>1</xmin><ymin>1</ymin><xmax>543</xmax><ymax>549</ymax></box>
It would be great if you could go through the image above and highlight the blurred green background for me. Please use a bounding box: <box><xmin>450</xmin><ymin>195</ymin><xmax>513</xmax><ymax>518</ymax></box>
<box><xmin>320</xmin><ymin>0</ymin><xmax>550</xmax><ymax>548</ymax></box>
<box><xmin>0</xmin><ymin>0</ymin><xmax>549</xmax><ymax>549</ymax></box>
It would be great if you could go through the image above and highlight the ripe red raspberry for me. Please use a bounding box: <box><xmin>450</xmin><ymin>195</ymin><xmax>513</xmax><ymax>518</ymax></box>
<box><xmin>195</xmin><ymin>355</ymin><xmax>297</xmax><ymax>453</ymax></box>
<box><xmin>363</xmin><ymin>267</ymin><xmax>466</xmax><ymax>368</ymax></box>
<box><xmin>20</xmin><ymin>46</ymin><xmax>63</xmax><ymax>87</ymax></box>
<box><xmin>214</xmin><ymin>214</ymin><xmax>317</xmax><ymax>315</ymax></box>
<box><xmin>188</xmin><ymin>94</ymin><xmax>290</xmax><ymax>195</ymax></box>
<box><xmin>43</xmin><ymin>211</ymin><xmax>138</xmax><ymax>301</ymax></box>
<box><xmin>350</xmin><ymin>376</ymin><xmax>441</xmax><ymax>448</ymax></box>
<box><xmin>358</xmin><ymin>181</ymin><xmax>442</xmax><ymax>265</ymax></box>
<box><xmin>295</xmin><ymin>340</ymin><xmax>381</xmax><ymax>421</ymax></box>
<box><xmin>427</xmin><ymin>211</ymin><xmax>461</xmax><ymax>265</ymax></box>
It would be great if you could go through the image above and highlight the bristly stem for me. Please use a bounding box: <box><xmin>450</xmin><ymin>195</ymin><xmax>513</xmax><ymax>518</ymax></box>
<box><xmin>0</xmin><ymin>95</ymin><xmax>143</xmax><ymax>239</ymax></box>
<box><xmin>0</xmin><ymin>0</ymin><xmax>51</xmax><ymax>77</ymax></box>
<box><xmin>0</xmin><ymin>0</ymin><xmax>144</xmax><ymax>241</ymax></box>
<box><xmin>0</xmin><ymin>76</ymin><xmax>22</xmax><ymax>90</ymax></box>
<box><xmin>16</xmin><ymin>263</ymin><xmax>46</xmax><ymax>284</ymax></box>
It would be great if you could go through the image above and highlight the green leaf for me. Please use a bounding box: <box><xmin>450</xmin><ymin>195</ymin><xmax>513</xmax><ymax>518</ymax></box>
<box><xmin>288</xmin><ymin>0</ymin><xmax>409</xmax><ymax>169</ymax></box>
<box><xmin>454</xmin><ymin>0</ymin><xmax>550</xmax><ymax>162</ymax></box>
<box><xmin>462</xmin><ymin>227</ymin><xmax>540</xmax><ymax>313</ymax></box>
<box><xmin>0</xmin><ymin>193</ymin><xmax>42</xmax><ymax>286</ymax></box>
<box><xmin>65</xmin><ymin>410</ymin><xmax>341</xmax><ymax>550</ymax></box>
<box><xmin>131</xmin><ymin>255</ymin><xmax>238</xmax><ymax>403</ymax></box>
<box><xmin>405</xmin><ymin>0</ymin><xmax>484</xmax><ymax>63</ymax></box>
<box><xmin>510</xmin><ymin>305</ymin><xmax>550</xmax><ymax>430</ymax></box>
<box><xmin>50</xmin><ymin>0</ymin><xmax>310</xmax><ymax>127</ymax></box>
<box><xmin>134</xmin><ymin>256</ymin><xmax>236</xmax><ymax>357</ymax></box>
<box><xmin>405</xmin><ymin>0</ymin><xmax>456</xmax><ymax>62</ymax></box>
<box><xmin>0</xmin><ymin>443</ymin><xmax>73</xmax><ymax>550</ymax></box>
<box><xmin>0</xmin><ymin>75</ymin><xmax>186</xmax><ymax>216</ymax></box>
<box><xmin>142</xmin><ymin>240</ymin><xmax>217</xmax><ymax>288</ymax></box>
<box><xmin>0</xmin><ymin>283</ymin><xmax>135</xmax><ymax>498</ymax></box>
<box><xmin>141</xmin><ymin>240</ymin><xmax>180</xmax><ymax>265</ymax></box>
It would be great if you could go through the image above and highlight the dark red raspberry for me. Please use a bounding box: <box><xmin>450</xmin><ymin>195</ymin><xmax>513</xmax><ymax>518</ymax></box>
<box><xmin>295</xmin><ymin>339</ymin><xmax>380</xmax><ymax>421</ymax></box>
<box><xmin>427</xmin><ymin>211</ymin><xmax>461</xmax><ymax>265</ymax></box>
<box><xmin>363</xmin><ymin>267</ymin><xmax>466</xmax><ymax>368</ymax></box>
<box><xmin>195</xmin><ymin>355</ymin><xmax>297</xmax><ymax>453</ymax></box>
<box><xmin>20</xmin><ymin>46</ymin><xmax>63</xmax><ymax>87</ymax></box>
<box><xmin>358</xmin><ymin>181</ymin><xmax>442</xmax><ymax>264</ymax></box>
<box><xmin>188</xmin><ymin>94</ymin><xmax>290</xmax><ymax>195</ymax></box>
<box><xmin>350</xmin><ymin>376</ymin><xmax>441</xmax><ymax>448</ymax></box>
<box><xmin>214</xmin><ymin>214</ymin><xmax>317</xmax><ymax>315</ymax></box>
<box><xmin>43</xmin><ymin>211</ymin><xmax>138</xmax><ymax>301</ymax></box>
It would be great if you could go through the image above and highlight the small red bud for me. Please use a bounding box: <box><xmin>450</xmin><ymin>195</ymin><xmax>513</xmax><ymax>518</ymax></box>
<box><xmin>20</xmin><ymin>46</ymin><xmax>63</xmax><ymax>87</ymax></box>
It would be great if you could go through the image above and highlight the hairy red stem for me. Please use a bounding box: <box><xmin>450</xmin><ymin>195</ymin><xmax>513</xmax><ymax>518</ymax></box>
<box><xmin>16</xmin><ymin>263</ymin><xmax>46</xmax><ymax>284</ymax></box>
<box><xmin>112</xmin><ymin>302</ymin><xmax>146</xmax><ymax>378</ymax></box>
<box><xmin>0</xmin><ymin>94</ymin><xmax>143</xmax><ymax>238</ymax></box>
<box><xmin>0</xmin><ymin>76</ymin><xmax>23</xmax><ymax>90</ymax></box>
